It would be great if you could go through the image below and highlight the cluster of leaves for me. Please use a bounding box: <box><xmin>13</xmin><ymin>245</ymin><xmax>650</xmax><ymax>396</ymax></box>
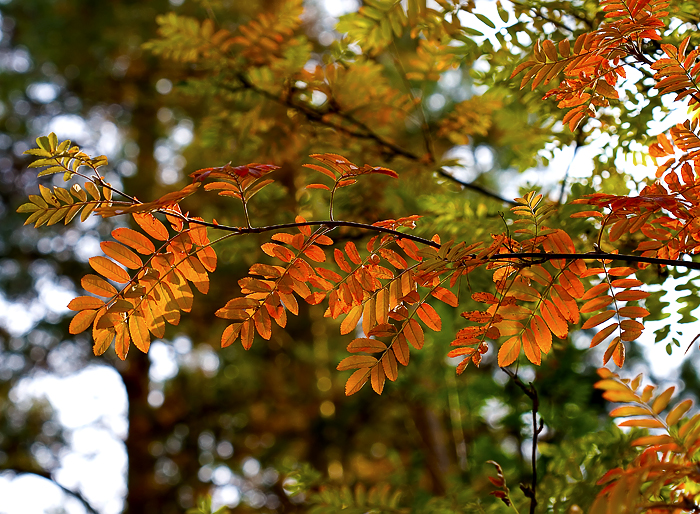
<box><xmin>16</xmin><ymin>135</ymin><xmax>662</xmax><ymax>392</ymax></box>
<box><xmin>592</xmin><ymin>368</ymin><xmax>700</xmax><ymax>512</ymax></box>
<box><xmin>513</xmin><ymin>0</ymin><xmax>670</xmax><ymax>130</ymax></box>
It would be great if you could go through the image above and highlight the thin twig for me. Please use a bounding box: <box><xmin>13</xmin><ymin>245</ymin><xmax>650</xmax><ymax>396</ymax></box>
<box><xmin>501</xmin><ymin>368</ymin><xmax>543</xmax><ymax>514</ymax></box>
<box><xmin>1</xmin><ymin>468</ymin><xmax>99</xmax><ymax>514</ymax></box>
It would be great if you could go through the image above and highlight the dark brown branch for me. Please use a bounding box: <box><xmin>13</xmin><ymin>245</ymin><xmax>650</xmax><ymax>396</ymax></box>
<box><xmin>170</xmin><ymin>215</ymin><xmax>443</xmax><ymax>248</ymax></box>
<box><xmin>492</xmin><ymin>251</ymin><xmax>700</xmax><ymax>270</ymax></box>
<box><xmin>501</xmin><ymin>368</ymin><xmax>543</xmax><ymax>514</ymax></box>
<box><xmin>225</xmin><ymin>75</ymin><xmax>516</xmax><ymax>205</ymax></box>
<box><xmin>1</xmin><ymin>468</ymin><xmax>99</xmax><ymax>514</ymax></box>
<box><xmin>436</xmin><ymin>169</ymin><xmax>517</xmax><ymax>205</ymax></box>
<box><xmin>177</xmin><ymin>213</ymin><xmax>700</xmax><ymax>270</ymax></box>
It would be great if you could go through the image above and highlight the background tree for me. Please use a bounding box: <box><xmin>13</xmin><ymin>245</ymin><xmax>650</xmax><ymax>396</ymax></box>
<box><xmin>2</xmin><ymin>1</ymin><xmax>700</xmax><ymax>514</ymax></box>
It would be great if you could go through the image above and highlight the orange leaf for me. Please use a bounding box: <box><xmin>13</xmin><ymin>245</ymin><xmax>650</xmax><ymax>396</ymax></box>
<box><xmin>614</xmin><ymin>290</ymin><xmax>649</xmax><ymax>302</ymax></box>
<box><xmin>530</xmin><ymin>316</ymin><xmax>552</xmax><ymax>354</ymax></box>
<box><xmin>609</xmin><ymin>406</ymin><xmax>649</xmax><ymax>417</ymax></box>
<box><xmin>582</xmin><ymin>310</ymin><xmax>616</xmax><ymax>329</ymax></box>
<box><xmin>431</xmin><ymin>287</ymin><xmax>458</xmax><ymax>307</ymax></box>
<box><xmin>472</xmin><ymin>292</ymin><xmax>498</xmax><ymax>304</ymax></box>
<box><xmin>417</xmin><ymin>303</ymin><xmax>441</xmax><ymax>331</ymax></box>
<box><xmin>221</xmin><ymin>323</ymin><xmax>243</xmax><ymax>348</ymax></box>
<box><xmin>345</xmin><ymin>242</ymin><xmax>361</xmax><ymax>265</ymax></box>
<box><xmin>133</xmin><ymin>212</ymin><xmax>169</xmax><ymax>241</ymax></box>
<box><xmin>618</xmin><ymin>418</ymin><xmax>665</xmax><ymax>429</ymax></box>
<box><xmin>303</xmin><ymin>245</ymin><xmax>326</xmax><ymax>263</ymax></box>
<box><xmin>69</xmin><ymin>309</ymin><xmax>97</xmax><ymax>334</ymax></box>
<box><xmin>334</xmin><ymin>248</ymin><xmax>352</xmax><ymax>272</ymax></box>
<box><xmin>89</xmin><ymin>256</ymin><xmax>131</xmax><ymax>283</ymax></box>
<box><xmin>241</xmin><ymin>319</ymin><xmax>254</xmax><ymax>349</ymax></box>
<box><xmin>306</xmin><ymin>183</ymin><xmax>331</xmax><ymax>190</ymax></box>
<box><xmin>253</xmin><ymin>308</ymin><xmax>272</xmax><ymax>340</ymax></box>
<box><xmin>652</xmin><ymin>386</ymin><xmax>675</xmax><ymax>414</ymax></box>
<box><xmin>129</xmin><ymin>313</ymin><xmax>150</xmax><ymax>353</ymax></box>
<box><xmin>345</xmin><ymin>368</ymin><xmax>371</xmax><ymax>395</ymax></box>
<box><xmin>560</xmin><ymin>270</ymin><xmax>584</xmax><ymax>298</ymax></box>
<box><xmin>382</xmin><ymin>351</ymin><xmax>398</xmax><ymax>381</ymax></box>
<box><xmin>371</xmin><ymin>365</ymin><xmax>385</xmax><ymax>394</ymax></box>
<box><xmin>580</xmin><ymin>295</ymin><xmax>614</xmax><ymax>313</ymax></box>
<box><xmin>582</xmin><ymin>283</ymin><xmax>610</xmax><ymax>300</ymax></box>
<box><xmin>101</xmin><ymin>241</ymin><xmax>142</xmax><ymax>269</ymax></box>
<box><xmin>379</xmin><ymin>249</ymin><xmax>407</xmax><ymax>269</ymax></box>
<box><xmin>143</xmin><ymin>300</ymin><xmax>165</xmax><ymax>338</ymax></box>
<box><xmin>347</xmin><ymin>338</ymin><xmax>387</xmax><ymax>353</ymax></box>
<box><xmin>590</xmin><ymin>323</ymin><xmax>618</xmax><ymax>348</ymax></box>
<box><xmin>604</xmin><ymin>337</ymin><xmax>625</xmax><ymax>366</ymax></box>
<box><xmin>666</xmin><ymin>399</ymin><xmax>693</xmax><ymax>426</ymax></box>
<box><xmin>396</xmin><ymin>238</ymin><xmax>421</xmax><ymax>261</ymax></box>
<box><xmin>337</xmin><ymin>355</ymin><xmax>378</xmax><ymax>370</ymax></box>
<box><xmin>114</xmin><ymin>322</ymin><xmax>129</xmax><ymax>360</ymax></box>
<box><xmin>541</xmin><ymin>300</ymin><xmax>568</xmax><ymax>339</ymax></box>
<box><xmin>610</xmin><ymin>279</ymin><xmax>643</xmax><ymax>288</ymax></box>
<box><xmin>607</xmin><ymin>267</ymin><xmax>635</xmax><ymax>277</ymax></box>
<box><xmin>522</xmin><ymin>329</ymin><xmax>541</xmax><ymax>365</ymax></box>
<box><xmin>112</xmin><ymin>227</ymin><xmax>156</xmax><ymax>254</ymax></box>
<box><xmin>68</xmin><ymin>296</ymin><xmax>105</xmax><ymax>311</ymax></box>
<box><xmin>82</xmin><ymin>274</ymin><xmax>118</xmax><ymax>298</ymax></box>
<box><xmin>340</xmin><ymin>304</ymin><xmax>363</xmax><ymax>335</ymax></box>
<box><xmin>498</xmin><ymin>336</ymin><xmax>521</xmax><ymax>367</ymax></box>
<box><xmin>197</xmin><ymin>246</ymin><xmax>217</xmax><ymax>272</ymax></box>
<box><xmin>618</xmin><ymin>306</ymin><xmax>650</xmax><ymax>318</ymax></box>
<box><xmin>394</xmin><ymin>336</ymin><xmax>410</xmax><ymax>366</ymax></box>
<box><xmin>403</xmin><ymin>318</ymin><xmax>424</xmax><ymax>349</ymax></box>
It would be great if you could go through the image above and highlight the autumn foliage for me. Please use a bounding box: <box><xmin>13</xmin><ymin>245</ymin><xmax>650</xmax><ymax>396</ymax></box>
<box><xmin>16</xmin><ymin>0</ymin><xmax>700</xmax><ymax>512</ymax></box>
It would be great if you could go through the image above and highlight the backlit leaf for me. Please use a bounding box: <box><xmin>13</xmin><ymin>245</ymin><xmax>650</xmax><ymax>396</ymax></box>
<box><xmin>498</xmin><ymin>336</ymin><xmax>521</xmax><ymax>367</ymax></box>
<box><xmin>82</xmin><ymin>274</ymin><xmax>118</xmax><ymax>298</ymax></box>
<box><xmin>112</xmin><ymin>227</ymin><xmax>156</xmax><ymax>254</ymax></box>
<box><xmin>416</xmin><ymin>303</ymin><xmax>441</xmax><ymax>331</ymax></box>
<box><xmin>89</xmin><ymin>256</ymin><xmax>131</xmax><ymax>283</ymax></box>
<box><xmin>133</xmin><ymin>212</ymin><xmax>169</xmax><ymax>241</ymax></box>
<box><xmin>67</xmin><ymin>296</ymin><xmax>105</xmax><ymax>311</ymax></box>
<box><xmin>337</xmin><ymin>355</ymin><xmax>378</xmax><ymax>371</ymax></box>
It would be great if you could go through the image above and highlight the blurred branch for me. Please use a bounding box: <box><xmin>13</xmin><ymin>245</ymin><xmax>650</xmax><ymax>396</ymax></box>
<box><xmin>1</xmin><ymin>467</ymin><xmax>99</xmax><ymax>514</ymax></box>
<box><xmin>222</xmin><ymin>76</ymin><xmax>516</xmax><ymax>205</ymax></box>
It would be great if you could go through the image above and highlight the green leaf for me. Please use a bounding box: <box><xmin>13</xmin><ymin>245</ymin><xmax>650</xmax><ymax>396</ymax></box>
<box><xmin>474</xmin><ymin>13</ymin><xmax>496</xmax><ymax>29</ymax></box>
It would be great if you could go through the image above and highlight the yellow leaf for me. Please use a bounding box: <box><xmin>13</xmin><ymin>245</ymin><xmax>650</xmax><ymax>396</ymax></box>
<box><xmin>666</xmin><ymin>399</ymin><xmax>693</xmax><ymax>427</ymax></box>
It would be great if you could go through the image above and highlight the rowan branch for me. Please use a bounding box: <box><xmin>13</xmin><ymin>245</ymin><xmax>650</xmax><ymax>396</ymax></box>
<box><xmin>168</xmin><ymin>208</ymin><xmax>700</xmax><ymax>270</ymax></box>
